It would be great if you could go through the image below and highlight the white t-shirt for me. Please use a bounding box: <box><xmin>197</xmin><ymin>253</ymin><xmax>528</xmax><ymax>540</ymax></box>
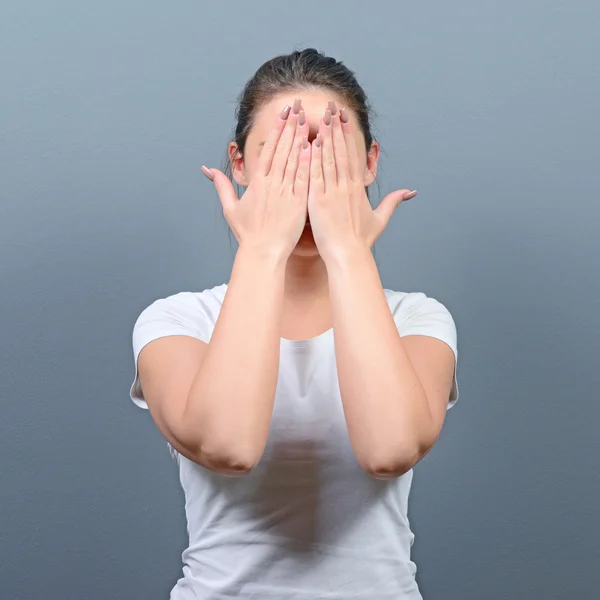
<box><xmin>129</xmin><ymin>283</ymin><xmax>458</xmax><ymax>600</ymax></box>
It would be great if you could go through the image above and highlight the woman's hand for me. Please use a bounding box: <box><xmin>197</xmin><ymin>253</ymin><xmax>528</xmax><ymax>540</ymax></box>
<box><xmin>307</xmin><ymin>101</ymin><xmax>417</xmax><ymax>266</ymax></box>
<box><xmin>202</xmin><ymin>98</ymin><xmax>311</xmax><ymax>260</ymax></box>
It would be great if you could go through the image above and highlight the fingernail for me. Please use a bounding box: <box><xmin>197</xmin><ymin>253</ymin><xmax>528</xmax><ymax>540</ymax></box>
<box><xmin>315</xmin><ymin>133</ymin><xmax>322</xmax><ymax>147</ymax></box>
<box><xmin>340</xmin><ymin>108</ymin><xmax>349</xmax><ymax>123</ymax></box>
<box><xmin>402</xmin><ymin>190</ymin><xmax>418</xmax><ymax>200</ymax></box>
<box><xmin>280</xmin><ymin>104</ymin><xmax>291</xmax><ymax>120</ymax></box>
<box><xmin>328</xmin><ymin>100</ymin><xmax>337</xmax><ymax>115</ymax></box>
<box><xmin>201</xmin><ymin>166</ymin><xmax>214</xmax><ymax>181</ymax></box>
<box><xmin>298</xmin><ymin>109</ymin><xmax>306</xmax><ymax>126</ymax></box>
<box><xmin>324</xmin><ymin>110</ymin><xmax>332</xmax><ymax>126</ymax></box>
<box><xmin>292</xmin><ymin>98</ymin><xmax>302</xmax><ymax>114</ymax></box>
<box><xmin>302</xmin><ymin>136</ymin><xmax>309</xmax><ymax>150</ymax></box>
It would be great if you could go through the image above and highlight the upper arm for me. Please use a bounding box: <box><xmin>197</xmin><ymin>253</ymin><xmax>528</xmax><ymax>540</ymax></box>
<box><xmin>394</xmin><ymin>292</ymin><xmax>459</xmax><ymax>440</ymax></box>
<box><xmin>137</xmin><ymin>335</ymin><xmax>209</xmax><ymax>464</ymax></box>
<box><xmin>129</xmin><ymin>293</ymin><xmax>212</xmax><ymax>464</ymax></box>
<box><xmin>401</xmin><ymin>335</ymin><xmax>456</xmax><ymax>438</ymax></box>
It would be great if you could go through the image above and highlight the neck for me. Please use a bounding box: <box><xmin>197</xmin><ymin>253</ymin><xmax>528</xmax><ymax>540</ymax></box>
<box><xmin>284</xmin><ymin>252</ymin><xmax>329</xmax><ymax>300</ymax></box>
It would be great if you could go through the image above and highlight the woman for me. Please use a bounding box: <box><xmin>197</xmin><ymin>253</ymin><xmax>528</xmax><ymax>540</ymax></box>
<box><xmin>130</xmin><ymin>48</ymin><xmax>458</xmax><ymax>600</ymax></box>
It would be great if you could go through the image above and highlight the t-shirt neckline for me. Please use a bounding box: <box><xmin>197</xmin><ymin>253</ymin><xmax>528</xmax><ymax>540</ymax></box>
<box><xmin>280</xmin><ymin>327</ymin><xmax>333</xmax><ymax>351</ymax></box>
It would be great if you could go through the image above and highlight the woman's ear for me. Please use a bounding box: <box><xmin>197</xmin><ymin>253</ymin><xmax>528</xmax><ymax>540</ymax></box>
<box><xmin>228</xmin><ymin>142</ymin><xmax>249</xmax><ymax>187</ymax></box>
<box><xmin>363</xmin><ymin>140</ymin><xmax>380</xmax><ymax>187</ymax></box>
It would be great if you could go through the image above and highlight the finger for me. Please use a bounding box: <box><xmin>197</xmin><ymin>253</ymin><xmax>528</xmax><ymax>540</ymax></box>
<box><xmin>294</xmin><ymin>136</ymin><xmax>311</xmax><ymax>198</ymax></box>
<box><xmin>320</xmin><ymin>108</ymin><xmax>336</xmax><ymax>190</ymax></box>
<box><xmin>271</xmin><ymin>97</ymin><xmax>302</xmax><ymax>181</ymax></box>
<box><xmin>202</xmin><ymin>166</ymin><xmax>238</xmax><ymax>216</ymax></box>
<box><xmin>329</xmin><ymin>101</ymin><xmax>349</xmax><ymax>186</ymax></box>
<box><xmin>257</xmin><ymin>103</ymin><xmax>292</xmax><ymax>177</ymax></box>
<box><xmin>309</xmin><ymin>132</ymin><xmax>324</xmax><ymax>194</ymax></box>
<box><xmin>284</xmin><ymin>108</ymin><xmax>308</xmax><ymax>184</ymax></box>
<box><xmin>374</xmin><ymin>189</ymin><xmax>417</xmax><ymax>230</ymax></box>
<box><xmin>339</xmin><ymin>107</ymin><xmax>361</xmax><ymax>182</ymax></box>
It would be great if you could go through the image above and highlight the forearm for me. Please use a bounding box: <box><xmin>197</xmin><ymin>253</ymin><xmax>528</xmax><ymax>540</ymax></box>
<box><xmin>326</xmin><ymin>249</ymin><xmax>435</xmax><ymax>478</ymax></box>
<box><xmin>185</xmin><ymin>245</ymin><xmax>287</xmax><ymax>470</ymax></box>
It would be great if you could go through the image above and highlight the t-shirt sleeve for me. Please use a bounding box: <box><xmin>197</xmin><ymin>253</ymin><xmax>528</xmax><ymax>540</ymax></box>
<box><xmin>393</xmin><ymin>292</ymin><xmax>459</xmax><ymax>409</ymax></box>
<box><xmin>129</xmin><ymin>292</ymin><xmax>212</xmax><ymax>410</ymax></box>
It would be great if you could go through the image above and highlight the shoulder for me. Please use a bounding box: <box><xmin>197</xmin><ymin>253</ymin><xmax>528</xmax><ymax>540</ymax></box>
<box><xmin>132</xmin><ymin>283</ymin><xmax>228</xmax><ymax>350</ymax></box>
<box><xmin>383</xmin><ymin>288</ymin><xmax>458</xmax><ymax>356</ymax></box>
<box><xmin>135</xmin><ymin>284</ymin><xmax>227</xmax><ymax>324</ymax></box>
<box><xmin>384</xmin><ymin>288</ymin><xmax>453</xmax><ymax>315</ymax></box>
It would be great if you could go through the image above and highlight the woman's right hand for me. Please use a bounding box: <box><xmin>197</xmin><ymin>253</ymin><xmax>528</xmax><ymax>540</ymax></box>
<box><xmin>202</xmin><ymin>98</ymin><xmax>311</xmax><ymax>260</ymax></box>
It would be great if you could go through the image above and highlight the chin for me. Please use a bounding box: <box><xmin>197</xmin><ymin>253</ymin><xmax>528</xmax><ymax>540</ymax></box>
<box><xmin>291</xmin><ymin>228</ymin><xmax>320</xmax><ymax>257</ymax></box>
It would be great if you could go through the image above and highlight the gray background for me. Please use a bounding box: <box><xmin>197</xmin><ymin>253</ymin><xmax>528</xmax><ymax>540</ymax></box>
<box><xmin>1</xmin><ymin>1</ymin><xmax>598</xmax><ymax>598</ymax></box>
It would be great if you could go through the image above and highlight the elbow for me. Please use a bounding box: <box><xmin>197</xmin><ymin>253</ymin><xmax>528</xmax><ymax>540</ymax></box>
<box><xmin>363</xmin><ymin>458</ymin><xmax>415</xmax><ymax>480</ymax></box>
<box><xmin>360</xmin><ymin>443</ymin><xmax>431</xmax><ymax>480</ymax></box>
<box><xmin>196</xmin><ymin>442</ymin><xmax>262</xmax><ymax>477</ymax></box>
<box><xmin>206</xmin><ymin>456</ymin><xmax>258</xmax><ymax>477</ymax></box>
<box><xmin>362</xmin><ymin>425</ymin><xmax>441</xmax><ymax>479</ymax></box>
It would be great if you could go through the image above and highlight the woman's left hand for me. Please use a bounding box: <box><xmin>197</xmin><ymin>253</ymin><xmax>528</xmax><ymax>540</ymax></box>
<box><xmin>307</xmin><ymin>101</ymin><xmax>417</xmax><ymax>265</ymax></box>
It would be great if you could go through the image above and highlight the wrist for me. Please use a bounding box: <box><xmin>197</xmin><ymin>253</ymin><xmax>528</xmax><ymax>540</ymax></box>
<box><xmin>236</xmin><ymin>243</ymin><xmax>289</xmax><ymax>272</ymax></box>
<box><xmin>322</xmin><ymin>244</ymin><xmax>374</xmax><ymax>274</ymax></box>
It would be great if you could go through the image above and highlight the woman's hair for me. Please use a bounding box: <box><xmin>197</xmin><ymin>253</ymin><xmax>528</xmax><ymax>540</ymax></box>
<box><xmin>224</xmin><ymin>48</ymin><xmax>376</xmax><ymax>187</ymax></box>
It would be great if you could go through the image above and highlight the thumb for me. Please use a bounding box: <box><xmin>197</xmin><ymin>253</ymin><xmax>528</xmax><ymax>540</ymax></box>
<box><xmin>373</xmin><ymin>189</ymin><xmax>417</xmax><ymax>229</ymax></box>
<box><xmin>202</xmin><ymin>166</ymin><xmax>238</xmax><ymax>215</ymax></box>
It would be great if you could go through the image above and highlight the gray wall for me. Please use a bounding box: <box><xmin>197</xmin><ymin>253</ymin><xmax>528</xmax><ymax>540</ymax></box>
<box><xmin>1</xmin><ymin>1</ymin><xmax>598</xmax><ymax>598</ymax></box>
